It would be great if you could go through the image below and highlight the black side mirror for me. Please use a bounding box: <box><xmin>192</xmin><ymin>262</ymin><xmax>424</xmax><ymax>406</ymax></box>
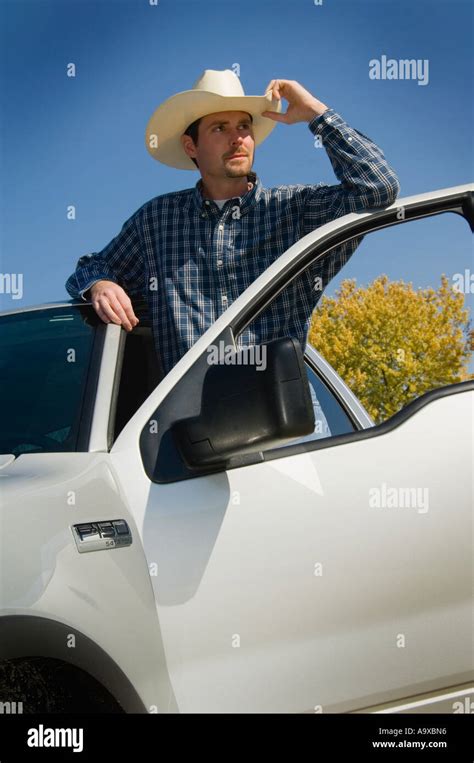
<box><xmin>172</xmin><ymin>337</ymin><xmax>315</xmax><ymax>468</ymax></box>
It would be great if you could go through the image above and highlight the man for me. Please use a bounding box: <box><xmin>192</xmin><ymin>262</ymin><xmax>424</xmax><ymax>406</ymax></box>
<box><xmin>65</xmin><ymin>69</ymin><xmax>400</xmax><ymax>377</ymax></box>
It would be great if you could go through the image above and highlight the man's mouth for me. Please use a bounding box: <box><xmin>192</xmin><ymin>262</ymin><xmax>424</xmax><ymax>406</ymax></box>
<box><xmin>226</xmin><ymin>154</ymin><xmax>247</xmax><ymax>160</ymax></box>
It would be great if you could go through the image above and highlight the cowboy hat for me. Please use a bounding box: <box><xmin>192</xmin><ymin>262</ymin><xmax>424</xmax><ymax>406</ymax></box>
<box><xmin>145</xmin><ymin>69</ymin><xmax>282</xmax><ymax>170</ymax></box>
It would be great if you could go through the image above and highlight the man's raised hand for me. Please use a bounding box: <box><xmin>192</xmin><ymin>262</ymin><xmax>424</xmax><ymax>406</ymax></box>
<box><xmin>89</xmin><ymin>280</ymin><xmax>139</xmax><ymax>332</ymax></box>
<box><xmin>262</xmin><ymin>79</ymin><xmax>329</xmax><ymax>124</ymax></box>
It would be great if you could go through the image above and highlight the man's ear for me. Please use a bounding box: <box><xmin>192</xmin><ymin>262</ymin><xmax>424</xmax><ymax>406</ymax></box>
<box><xmin>181</xmin><ymin>134</ymin><xmax>197</xmax><ymax>160</ymax></box>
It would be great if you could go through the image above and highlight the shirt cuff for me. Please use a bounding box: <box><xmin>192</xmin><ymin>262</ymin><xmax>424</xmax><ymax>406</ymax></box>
<box><xmin>79</xmin><ymin>278</ymin><xmax>111</xmax><ymax>301</ymax></box>
<box><xmin>308</xmin><ymin>108</ymin><xmax>344</xmax><ymax>136</ymax></box>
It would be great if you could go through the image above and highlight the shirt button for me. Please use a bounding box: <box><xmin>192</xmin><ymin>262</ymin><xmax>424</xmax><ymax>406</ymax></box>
<box><xmin>348</xmin><ymin>136</ymin><xmax>353</xmax><ymax>142</ymax></box>
<box><xmin>205</xmin><ymin>200</ymin><xmax>210</xmax><ymax>205</ymax></box>
<box><xmin>217</xmin><ymin>259</ymin><xmax>223</xmax><ymax>266</ymax></box>
<box><xmin>201</xmin><ymin>213</ymin><xmax>206</xmax><ymax>217</ymax></box>
<box><xmin>221</xmin><ymin>294</ymin><xmax>228</xmax><ymax>303</ymax></box>
<box><xmin>218</xmin><ymin>224</ymin><xmax>224</xmax><ymax>230</ymax></box>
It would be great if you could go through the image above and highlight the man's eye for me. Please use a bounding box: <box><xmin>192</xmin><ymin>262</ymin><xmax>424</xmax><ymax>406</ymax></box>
<box><xmin>214</xmin><ymin>124</ymin><xmax>250</xmax><ymax>132</ymax></box>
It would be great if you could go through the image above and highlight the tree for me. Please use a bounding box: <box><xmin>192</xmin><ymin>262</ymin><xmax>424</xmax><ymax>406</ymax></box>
<box><xmin>308</xmin><ymin>274</ymin><xmax>473</xmax><ymax>423</ymax></box>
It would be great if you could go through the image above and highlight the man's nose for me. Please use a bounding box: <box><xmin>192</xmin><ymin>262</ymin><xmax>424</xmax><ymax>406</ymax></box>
<box><xmin>230</xmin><ymin>130</ymin><xmax>245</xmax><ymax>144</ymax></box>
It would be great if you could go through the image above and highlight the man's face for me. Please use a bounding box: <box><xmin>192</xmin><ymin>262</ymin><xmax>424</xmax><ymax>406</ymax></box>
<box><xmin>184</xmin><ymin>110</ymin><xmax>255</xmax><ymax>179</ymax></box>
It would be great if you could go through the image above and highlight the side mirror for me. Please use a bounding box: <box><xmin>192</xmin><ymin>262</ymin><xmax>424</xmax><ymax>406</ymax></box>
<box><xmin>172</xmin><ymin>337</ymin><xmax>315</xmax><ymax>469</ymax></box>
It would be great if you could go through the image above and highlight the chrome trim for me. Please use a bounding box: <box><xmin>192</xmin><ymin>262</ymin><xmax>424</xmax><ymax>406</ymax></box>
<box><xmin>0</xmin><ymin>299</ymin><xmax>86</xmax><ymax>318</ymax></box>
<box><xmin>304</xmin><ymin>344</ymin><xmax>375</xmax><ymax>429</ymax></box>
<box><xmin>351</xmin><ymin>683</ymin><xmax>474</xmax><ymax>714</ymax></box>
<box><xmin>0</xmin><ymin>454</ymin><xmax>15</xmax><ymax>469</ymax></box>
<box><xmin>373</xmin><ymin>686</ymin><xmax>474</xmax><ymax>714</ymax></box>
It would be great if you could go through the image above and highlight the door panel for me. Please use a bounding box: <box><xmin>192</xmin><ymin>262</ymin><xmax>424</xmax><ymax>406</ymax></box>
<box><xmin>120</xmin><ymin>388</ymin><xmax>473</xmax><ymax>713</ymax></box>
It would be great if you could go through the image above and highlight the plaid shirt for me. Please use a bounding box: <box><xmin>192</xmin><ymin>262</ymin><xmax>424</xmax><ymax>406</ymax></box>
<box><xmin>65</xmin><ymin>108</ymin><xmax>400</xmax><ymax>376</ymax></box>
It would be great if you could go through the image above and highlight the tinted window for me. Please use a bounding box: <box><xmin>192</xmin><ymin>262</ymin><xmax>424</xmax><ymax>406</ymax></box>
<box><xmin>284</xmin><ymin>361</ymin><xmax>356</xmax><ymax>446</ymax></box>
<box><xmin>0</xmin><ymin>307</ymin><xmax>97</xmax><ymax>455</ymax></box>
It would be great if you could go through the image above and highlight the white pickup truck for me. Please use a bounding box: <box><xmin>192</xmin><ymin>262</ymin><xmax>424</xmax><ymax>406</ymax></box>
<box><xmin>0</xmin><ymin>185</ymin><xmax>473</xmax><ymax>714</ymax></box>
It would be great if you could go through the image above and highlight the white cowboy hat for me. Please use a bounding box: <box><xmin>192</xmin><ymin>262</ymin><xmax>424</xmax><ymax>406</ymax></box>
<box><xmin>145</xmin><ymin>69</ymin><xmax>282</xmax><ymax>170</ymax></box>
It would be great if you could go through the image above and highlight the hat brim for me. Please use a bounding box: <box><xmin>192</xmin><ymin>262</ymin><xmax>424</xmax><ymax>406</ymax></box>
<box><xmin>145</xmin><ymin>90</ymin><xmax>282</xmax><ymax>170</ymax></box>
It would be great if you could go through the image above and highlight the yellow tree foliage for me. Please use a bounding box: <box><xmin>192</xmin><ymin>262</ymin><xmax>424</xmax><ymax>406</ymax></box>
<box><xmin>308</xmin><ymin>274</ymin><xmax>473</xmax><ymax>423</ymax></box>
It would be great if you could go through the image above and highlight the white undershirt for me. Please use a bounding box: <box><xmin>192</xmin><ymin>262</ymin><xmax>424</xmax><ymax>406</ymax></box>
<box><xmin>211</xmin><ymin>183</ymin><xmax>253</xmax><ymax>210</ymax></box>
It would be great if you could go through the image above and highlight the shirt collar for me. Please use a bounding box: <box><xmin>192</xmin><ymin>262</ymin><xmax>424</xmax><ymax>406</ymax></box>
<box><xmin>192</xmin><ymin>173</ymin><xmax>262</xmax><ymax>217</ymax></box>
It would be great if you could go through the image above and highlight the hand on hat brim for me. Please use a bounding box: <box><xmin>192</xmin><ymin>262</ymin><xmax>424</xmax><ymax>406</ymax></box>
<box><xmin>261</xmin><ymin>79</ymin><xmax>328</xmax><ymax>124</ymax></box>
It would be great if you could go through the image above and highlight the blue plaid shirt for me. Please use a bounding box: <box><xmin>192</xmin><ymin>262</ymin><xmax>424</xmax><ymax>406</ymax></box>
<box><xmin>65</xmin><ymin>108</ymin><xmax>400</xmax><ymax>376</ymax></box>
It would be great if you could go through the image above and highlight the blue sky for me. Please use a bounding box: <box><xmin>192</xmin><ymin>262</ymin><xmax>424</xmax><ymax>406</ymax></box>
<box><xmin>0</xmin><ymin>0</ymin><xmax>472</xmax><ymax>347</ymax></box>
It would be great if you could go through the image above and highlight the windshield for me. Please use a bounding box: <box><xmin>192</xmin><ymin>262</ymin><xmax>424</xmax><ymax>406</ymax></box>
<box><xmin>0</xmin><ymin>306</ymin><xmax>98</xmax><ymax>455</ymax></box>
